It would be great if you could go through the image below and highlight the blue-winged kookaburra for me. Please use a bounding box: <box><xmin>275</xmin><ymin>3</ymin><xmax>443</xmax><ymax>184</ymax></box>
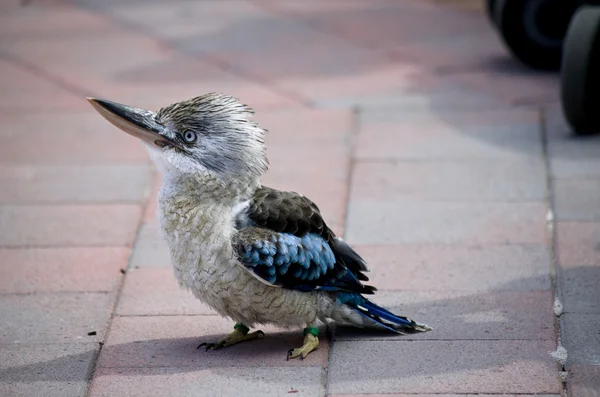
<box><xmin>88</xmin><ymin>93</ymin><xmax>431</xmax><ymax>360</ymax></box>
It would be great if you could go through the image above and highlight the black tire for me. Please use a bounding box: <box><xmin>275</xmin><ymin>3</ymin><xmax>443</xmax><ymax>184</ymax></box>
<box><xmin>486</xmin><ymin>0</ymin><xmax>497</xmax><ymax>24</ymax></box>
<box><xmin>560</xmin><ymin>6</ymin><xmax>600</xmax><ymax>134</ymax></box>
<box><xmin>493</xmin><ymin>0</ymin><xmax>577</xmax><ymax>70</ymax></box>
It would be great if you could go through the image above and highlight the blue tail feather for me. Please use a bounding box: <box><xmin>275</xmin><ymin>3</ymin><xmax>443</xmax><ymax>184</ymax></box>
<box><xmin>361</xmin><ymin>300</ymin><xmax>414</xmax><ymax>328</ymax></box>
<box><xmin>337</xmin><ymin>292</ymin><xmax>431</xmax><ymax>333</ymax></box>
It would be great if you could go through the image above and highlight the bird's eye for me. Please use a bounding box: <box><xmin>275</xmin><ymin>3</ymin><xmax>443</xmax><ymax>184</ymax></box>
<box><xmin>182</xmin><ymin>131</ymin><xmax>198</xmax><ymax>144</ymax></box>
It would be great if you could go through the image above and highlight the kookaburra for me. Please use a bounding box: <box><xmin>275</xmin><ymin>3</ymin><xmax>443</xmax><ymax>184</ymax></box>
<box><xmin>88</xmin><ymin>93</ymin><xmax>431</xmax><ymax>360</ymax></box>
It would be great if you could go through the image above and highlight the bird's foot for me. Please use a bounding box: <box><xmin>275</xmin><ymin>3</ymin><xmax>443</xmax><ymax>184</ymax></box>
<box><xmin>198</xmin><ymin>323</ymin><xmax>264</xmax><ymax>351</ymax></box>
<box><xmin>287</xmin><ymin>327</ymin><xmax>319</xmax><ymax>360</ymax></box>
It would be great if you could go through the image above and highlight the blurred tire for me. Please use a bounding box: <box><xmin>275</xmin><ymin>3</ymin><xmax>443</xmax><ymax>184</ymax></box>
<box><xmin>561</xmin><ymin>6</ymin><xmax>600</xmax><ymax>134</ymax></box>
<box><xmin>493</xmin><ymin>0</ymin><xmax>577</xmax><ymax>70</ymax></box>
<box><xmin>486</xmin><ymin>0</ymin><xmax>497</xmax><ymax>25</ymax></box>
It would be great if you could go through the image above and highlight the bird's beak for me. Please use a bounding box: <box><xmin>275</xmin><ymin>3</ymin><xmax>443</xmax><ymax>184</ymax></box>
<box><xmin>87</xmin><ymin>98</ymin><xmax>173</xmax><ymax>148</ymax></box>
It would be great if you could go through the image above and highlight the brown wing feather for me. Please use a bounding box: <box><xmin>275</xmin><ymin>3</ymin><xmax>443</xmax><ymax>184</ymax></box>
<box><xmin>247</xmin><ymin>186</ymin><xmax>372</xmax><ymax>284</ymax></box>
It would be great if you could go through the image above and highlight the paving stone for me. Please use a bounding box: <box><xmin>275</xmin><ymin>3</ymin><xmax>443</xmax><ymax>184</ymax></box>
<box><xmin>562</xmin><ymin>314</ymin><xmax>600</xmax><ymax>366</ymax></box>
<box><xmin>331</xmin><ymin>395</ymin><xmax>559</xmax><ymax>397</ymax></box>
<box><xmin>353</xmin><ymin>244</ymin><xmax>551</xmax><ymax>291</ymax></box>
<box><xmin>352</xmin><ymin>159</ymin><xmax>546</xmax><ymax>202</ymax></box>
<box><xmin>259</xmin><ymin>107</ymin><xmax>352</xmax><ymax>234</ymax></box>
<box><xmin>356</xmin><ymin>109</ymin><xmax>542</xmax><ymax>161</ymax></box>
<box><xmin>0</xmin><ymin>2</ymin><xmax>112</xmax><ymax>39</ymax></box>
<box><xmin>0</xmin><ymin>58</ymin><xmax>87</xmax><ymax>112</ymax></box>
<box><xmin>0</xmin><ymin>204</ymin><xmax>142</xmax><ymax>247</ymax></box>
<box><xmin>0</xmin><ymin>293</ymin><xmax>113</xmax><ymax>343</ymax></box>
<box><xmin>567</xmin><ymin>365</ymin><xmax>600</xmax><ymax>397</ymax></box>
<box><xmin>117</xmin><ymin>268</ymin><xmax>214</xmax><ymax>316</ymax></box>
<box><xmin>0</xmin><ymin>343</ymin><xmax>98</xmax><ymax>397</ymax></box>
<box><xmin>98</xmin><ymin>316</ymin><xmax>329</xmax><ymax>368</ymax></box>
<box><xmin>1</xmin><ymin>33</ymin><xmax>298</xmax><ymax>112</ymax></box>
<box><xmin>0</xmin><ymin>247</ymin><xmax>128</xmax><ymax>294</ymax></box>
<box><xmin>386</xmin><ymin>33</ymin><xmax>510</xmax><ymax>75</ymax></box>
<box><xmin>328</xmin><ymin>340</ymin><xmax>561</xmax><ymax>394</ymax></box>
<box><xmin>106</xmin><ymin>0</ymin><xmax>270</xmax><ymax>40</ymax></box>
<box><xmin>553</xmin><ymin>179</ymin><xmax>600</xmax><ymax>221</ymax></box>
<box><xmin>546</xmin><ymin>104</ymin><xmax>600</xmax><ymax>179</ymax></box>
<box><xmin>130</xmin><ymin>221</ymin><xmax>171</xmax><ymax>268</ymax></box>
<box><xmin>315</xmin><ymin>89</ymin><xmax>506</xmax><ymax>110</ymax></box>
<box><xmin>549</xmin><ymin>156</ymin><xmax>600</xmax><ymax>180</ymax></box>
<box><xmin>262</xmin><ymin>164</ymin><xmax>348</xmax><ymax>235</ymax></box>
<box><xmin>436</xmin><ymin>68</ymin><xmax>557</xmax><ymax>107</ymax></box>
<box><xmin>176</xmin><ymin>6</ymin><xmax>390</xmax><ymax>82</ymax></box>
<box><xmin>89</xmin><ymin>366</ymin><xmax>325</xmax><ymax>397</ymax></box>
<box><xmin>556</xmin><ymin>222</ymin><xmax>600</xmax><ymax>267</ymax></box>
<box><xmin>334</xmin><ymin>290</ymin><xmax>555</xmax><ymax>341</ymax></box>
<box><xmin>0</xmin><ymin>165</ymin><xmax>153</xmax><ymax>204</ymax></box>
<box><xmin>346</xmin><ymin>200</ymin><xmax>547</xmax><ymax>245</ymax></box>
<box><xmin>263</xmin><ymin>0</ymin><xmax>489</xmax><ymax>50</ymax></box>
<box><xmin>556</xmin><ymin>223</ymin><xmax>600</xmax><ymax>313</ymax></box>
<box><xmin>558</xmin><ymin>264</ymin><xmax>600</xmax><ymax>314</ymax></box>
<box><xmin>0</xmin><ymin>112</ymin><xmax>149</xmax><ymax>165</ymax></box>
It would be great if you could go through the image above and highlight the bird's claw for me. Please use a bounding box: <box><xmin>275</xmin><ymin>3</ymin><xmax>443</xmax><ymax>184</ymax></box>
<box><xmin>286</xmin><ymin>333</ymin><xmax>319</xmax><ymax>360</ymax></box>
<box><xmin>286</xmin><ymin>348</ymin><xmax>306</xmax><ymax>361</ymax></box>
<box><xmin>197</xmin><ymin>342</ymin><xmax>224</xmax><ymax>351</ymax></box>
<box><xmin>197</xmin><ymin>329</ymin><xmax>264</xmax><ymax>352</ymax></box>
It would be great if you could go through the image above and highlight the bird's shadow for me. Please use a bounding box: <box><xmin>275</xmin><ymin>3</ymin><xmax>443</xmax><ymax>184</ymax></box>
<box><xmin>6</xmin><ymin>265</ymin><xmax>599</xmax><ymax>383</ymax></box>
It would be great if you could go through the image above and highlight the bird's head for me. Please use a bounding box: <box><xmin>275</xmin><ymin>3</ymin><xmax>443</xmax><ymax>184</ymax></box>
<box><xmin>87</xmin><ymin>93</ymin><xmax>268</xmax><ymax>184</ymax></box>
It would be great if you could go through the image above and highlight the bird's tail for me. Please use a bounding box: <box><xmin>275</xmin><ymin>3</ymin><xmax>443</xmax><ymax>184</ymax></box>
<box><xmin>340</xmin><ymin>293</ymin><xmax>432</xmax><ymax>333</ymax></box>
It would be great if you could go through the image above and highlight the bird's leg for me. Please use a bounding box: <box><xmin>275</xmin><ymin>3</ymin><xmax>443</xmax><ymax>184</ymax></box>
<box><xmin>287</xmin><ymin>325</ymin><xmax>320</xmax><ymax>360</ymax></box>
<box><xmin>198</xmin><ymin>323</ymin><xmax>264</xmax><ymax>351</ymax></box>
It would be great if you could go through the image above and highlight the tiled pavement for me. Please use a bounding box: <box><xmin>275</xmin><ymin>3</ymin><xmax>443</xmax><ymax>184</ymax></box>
<box><xmin>1</xmin><ymin>0</ymin><xmax>599</xmax><ymax>396</ymax></box>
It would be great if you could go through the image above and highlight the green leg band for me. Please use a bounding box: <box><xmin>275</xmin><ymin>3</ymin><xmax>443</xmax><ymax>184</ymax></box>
<box><xmin>234</xmin><ymin>323</ymin><xmax>250</xmax><ymax>335</ymax></box>
<box><xmin>303</xmin><ymin>327</ymin><xmax>319</xmax><ymax>337</ymax></box>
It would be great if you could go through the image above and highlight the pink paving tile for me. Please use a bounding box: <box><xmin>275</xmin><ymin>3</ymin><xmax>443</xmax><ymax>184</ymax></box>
<box><xmin>351</xmin><ymin>159</ymin><xmax>546</xmax><ymax>202</ymax></box>
<box><xmin>0</xmin><ymin>293</ymin><xmax>113</xmax><ymax>343</ymax></box>
<box><xmin>89</xmin><ymin>366</ymin><xmax>325</xmax><ymax>397</ymax></box>
<box><xmin>98</xmin><ymin>316</ymin><xmax>329</xmax><ymax>368</ymax></box>
<box><xmin>346</xmin><ymin>200</ymin><xmax>548</xmax><ymax>245</ymax></box>
<box><xmin>0</xmin><ymin>204</ymin><xmax>142</xmax><ymax>247</ymax></box>
<box><xmin>331</xmin><ymin>395</ymin><xmax>559</xmax><ymax>397</ymax></box>
<box><xmin>0</xmin><ymin>0</ymin><xmax>21</xmax><ymax>12</ymax></box>
<box><xmin>562</xmin><ymin>314</ymin><xmax>600</xmax><ymax>365</ymax></box>
<box><xmin>0</xmin><ymin>58</ymin><xmax>87</xmax><ymax>112</ymax></box>
<box><xmin>0</xmin><ymin>2</ymin><xmax>113</xmax><ymax>39</ymax></box>
<box><xmin>2</xmin><ymin>33</ymin><xmax>299</xmax><ymax>112</ymax></box>
<box><xmin>555</xmin><ymin>222</ymin><xmax>600</xmax><ymax>313</ymax></box>
<box><xmin>0</xmin><ymin>165</ymin><xmax>153</xmax><ymax>204</ymax></box>
<box><xmin>556</xmin><ymin>222</ymin><xmax>600</xmax><ymax>266</ymax></box>
<box><xmin>388</xmin><ymin>34</ymin><xmax>506</xmax><ymax>75</ymax></box>
<box><xmin>0</xmin><ymin>247</ymin><xmax>128</xmax><ymax>294</ymax></box>
<box><xmin>0</xmin><ymin>343</ymin><xmax>98</xmax><ymax>397</ymax></box>
<box><xmin>553</xmin><ymin>178</ymin><xmax>600</xmax><ymax>221</ymax></box>
<box><xmin>261</xmin><ymin>0</ymin><xmax>488</xmax><ymax>50</ymax></box>
<box><xmin>261</xmin><ymin>160</ymin><xmax>348</xmax><ymax>235</ymax></box>
<box><xmin>109</xmin><ymin>0</ymin><xmax>272</xmax><ymax>41</ymax></box>
<box><xmin>279</xmin><ymin>63</ymin><xmax>428</xmax><ymax>107</ymax></box>
<box><xmin>333</xmin><ymin>290</ymin><xmax>556</xmax><ymax>341</ymax></box>
<box><xmin>0</xmin><ymin>112</ymin><xmax>149</xmax><ymax>165</ymax></box>
<box><xmin>567</xmin><ymin>365</ymin><xmax>600</xmax><ymax>397</ymax></box>
<box><xmin>259</xmin><ymin>108</ymin><xmax>353</xmax><ymax>234</ymax></box>
<box><xmin>353</xmin><ymin>244</ymin><xmax>551</xmax><ymax>291</ymax></box>
<box><xmin>328</xmin><ymin>339</ymin><xmax>561</xmax><ymax>394</ymax></box>
<box><xmin>117</xmin><ymin>268</ymin><xmax>215</xmax><ymax>316</ymax></box>
<box><xmin>356</xmin><ymin>108</ymin><xmax>542</xmax><ymax>161</ymax></box>
<box><xmin>129</xmin><ymin>221</ymin><xmax>171</xmax><ymax>268</ymax></box>
<box><xmin>439</xmin><ymin>69</ymin><xmax>558</xmax><ymax>107</ymax></box>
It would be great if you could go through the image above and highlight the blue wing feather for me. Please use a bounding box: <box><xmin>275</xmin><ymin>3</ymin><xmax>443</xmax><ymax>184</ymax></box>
<box><xmin>234</xmin><ymin>227</ymin><xmax>369</xmax><ymax>293</ymax></box>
